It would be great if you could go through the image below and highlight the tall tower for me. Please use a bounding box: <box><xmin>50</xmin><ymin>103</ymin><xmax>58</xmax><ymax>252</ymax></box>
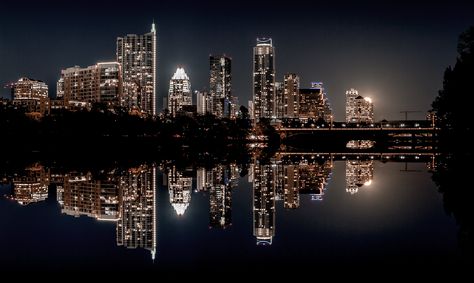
<box><xmin>117</xmin><ymin>23</ymin><xmax>157</xmax><ymax>116</ymax></box>
<box><xmin>209</xmin><ymin>55</ymin><xmax>232</xmax><ymax>118</ymax></box>
<box><xmin>253</xmin><ymin>38</ymin><xmax>275</xmax><ymax>121</ymax></box>
<box><xmin>168</xmin><ymin>67</ymin><xmax>192</xmax><ymax>117</ymax></box>
<box><xmin>283</xmin><ymin>73</ymin><xmax>300</xmax><ymax>118</ymax></box>
<box><xmin>345</xmin><ymin>88</ymin><xmax>359</xmax><ymax>123</ymax></box>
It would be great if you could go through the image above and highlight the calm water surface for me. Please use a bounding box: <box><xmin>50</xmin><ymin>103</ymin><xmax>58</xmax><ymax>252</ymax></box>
<box><xmin>0</xmin><ymin>154</ymin><xmax>466</xmax><ymax>272</ymax></box>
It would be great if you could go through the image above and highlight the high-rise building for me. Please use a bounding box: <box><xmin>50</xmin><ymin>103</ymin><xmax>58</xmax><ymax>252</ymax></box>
<box><xmin>209</xmin><ymin>55</ymin><xmax>232</xmax><ymax>118</ymax></box>
<box><xmin>196</xmin><ymin>90</ymin><xmax>211</xmax><ymax>115</ymax></box>
<box><xmin>117</xmin><ymin>165</ymin><xmax>157</xmax><ymax>260</ymax></box>
<box><xmin>168</xmin><ymin>166</ymin><xmax>192</xmax><ymax>216</ymax></box>
<box><xmin>117</xmin><ymin>23</ymin><xmax>157</xmax><ymax>115</ymax></box>
<box><xmin>168</xmin><ymin>67</ymin><xmax>192</xmax><ymax>117</ymax></box>
<box><xmin>58</xmin><ymin>62</ymin><xmax>122</xmax><ymax>108</ymax></box>
<box><xmin>253</xmin><ymin>162</ymin><xmax>275</xmax><ymax>245</ymax></box>
<box><xmin>9</xmin><ymin>77</ymin><xmax>50</xmax><ymax>115</ymax></box>
<box><xmin>274</xmin><ymin>82</ymin><xmax>284</xmax><ymax>119</ymax></box>
<box><xmin>253</xmin><ymin>38</ymin><xmax>275</xmax><ymax>120</ymax></box>
<box><xmin>283</xmin><ymin>74</ymin><xmax>300</xmax><ymax>118</ymax></box>
<box><xmin>346</xmin><ymin>160</ymin><xmax>374</xmax><ymax>194</ymax></box>
<box><xmin>346</xmin><ymin>88</ymin><xmax>374</xmax><ymax>123</ymax></box>
<box><xmin>299</xmin><ymin>82</ymin><xmax>332</xmax><ymax>122</ymax></box>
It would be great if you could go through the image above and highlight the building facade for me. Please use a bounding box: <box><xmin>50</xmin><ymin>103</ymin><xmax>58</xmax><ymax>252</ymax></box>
<box><xmin>57</xmin><ymin>62</ymin><xmax>122</xmax><ymax>108</ymax></box>
<box><xmin>10</xmin><ymin>77</ymin><xmax>50</xmax><ymax>115</ymax></box>
<box><xmin>253</xmin><ymin>38</ymin><xmax>275</xmax><ymax>120</ymax></box>
<box><xmin>346</xmin><ymin>88</ymin><xmax>374</xmax><ymax>123</ymax></box>
<box><xmin>298</xmin><ymin>82</ymin><xmax>332</xmax><ymax>122</ymax></box>
<box><xmin>283</xmin><ymin>74</ymin><xmax>300</xmax><ymax>118</ymax></box>
<box><xmin>117</xmin><ymin>23</ymin><xmax>157</xmax><ymax>115</ymax></box>
<box><xmin>209</xmin><ymin>55</ymin><xmax>232</xmax><ymax>118</ymax></box>
<box><xmin>168</xmin><ymin>67</ymin><xmax>192</xmax><ymax>117</ymax></box>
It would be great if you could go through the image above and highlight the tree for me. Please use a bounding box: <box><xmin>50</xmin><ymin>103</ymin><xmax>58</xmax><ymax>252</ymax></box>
<box><xmin>432</xmin><ymin>26</ymin><xmax>474</xmax><ymax>148</ymax></box>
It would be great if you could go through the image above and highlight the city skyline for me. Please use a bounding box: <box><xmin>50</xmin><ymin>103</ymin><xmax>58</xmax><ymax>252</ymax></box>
<box><xmin>2</xmin><ymin>1</ymin><xmax>473</xmax><ymax>120</ymax></box>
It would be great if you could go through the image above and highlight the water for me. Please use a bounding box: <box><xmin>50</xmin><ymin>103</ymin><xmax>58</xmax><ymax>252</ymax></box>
<box><xmin>0</xmin><ymin>154</ymin><xmax>469</xmax><ymax>272</ymax></box>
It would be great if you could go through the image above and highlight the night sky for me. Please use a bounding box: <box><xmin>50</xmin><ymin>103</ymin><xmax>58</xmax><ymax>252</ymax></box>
<box><xmin>1</xmin><ymin>0</ymin><xmax>473</xmax><ymax>120</ymax></box>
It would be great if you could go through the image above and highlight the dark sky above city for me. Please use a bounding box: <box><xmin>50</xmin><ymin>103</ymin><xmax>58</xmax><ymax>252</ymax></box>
<box><xmin>1</xmin><ymin>0</ymin><xmax>473</xmax><ymax>120</ymax></box>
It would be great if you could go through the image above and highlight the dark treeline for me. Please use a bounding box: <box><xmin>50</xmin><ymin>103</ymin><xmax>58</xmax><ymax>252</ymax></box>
<box><xmin>431</xmin><ymin>26</ymin><xmax>474</xmax><ymax>263</ymax></box>
<box><xmin>0</xmin><ymin>105</ymin><xmax>253</xmax><ymax>160</ymax></box>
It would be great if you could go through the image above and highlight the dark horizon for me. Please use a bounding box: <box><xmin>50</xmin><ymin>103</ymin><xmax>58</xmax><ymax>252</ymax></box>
<box><xmin>1</xmin><ymin>0</ymin><xmax>473</xmax><ymax>120</ymax></box>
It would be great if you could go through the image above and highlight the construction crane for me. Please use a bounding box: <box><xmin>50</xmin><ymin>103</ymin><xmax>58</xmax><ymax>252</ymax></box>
<box><xmin>400</xmin><ymin>111</ymin><xmax>422</xmax><ymax>120</ymax></box>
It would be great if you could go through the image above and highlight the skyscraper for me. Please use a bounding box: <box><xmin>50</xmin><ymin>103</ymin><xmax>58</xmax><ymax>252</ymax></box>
<box><xmin>274</xmin><ymin>82</ymin><xmax>284</xmax><ymax>119</ymax></box>
<box><xmin>195</xmin><ymin>90</ymin><xmax>211</xmax><ymax>115</ymax></box>
<box><xmin>117</xmin><ymin>23</ymin><xmax>157</xmax><ymax>115</ymax></box>
<box><xmin>168</xmin><ymin>67</ymin><xmax>192</xmax><ymax>117</ymax></box>
<box><xmin>253</xmin><ymin>38</ymin><xmax>275</xmax><ymax>120</ymax></box>
<box><xmin>299</xmin><ymin>83</ymin><xmax>332</xmax><ymax>122</ymax></box>
<box><xmin>209</xmin><ymin>55</ymin><xmax>232</xmax><ymax>118</ymax></box>
<box><xmin>283</xmin><ymin>74</ymin><xmax>300</xmax><ymax>118</ymax></box>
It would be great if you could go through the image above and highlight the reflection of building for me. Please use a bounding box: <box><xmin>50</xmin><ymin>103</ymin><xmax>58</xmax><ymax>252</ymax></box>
<box><xmin>117</xmin><ymin>165</ymin><xmax>157</xmax><ymax>260</ymax></box>
<box><xmin>10</xmin><ymin>77</ymin><xmax>50</xmax><ymax>116</ymax></box>
<box><xmin>117</xmin><ymin>23</ymin><xmax>157</xmax><ymax>115</ymax></box>
<box><xmin>209</xmin><ymin>55</ymin><xmax>232</xmax><ymax>118</ymax></box>
<box><xmin>58</xmin><ymin>172</ymin><xmax>120</xmax><ymax>221</ymax></box>
<box><xmin>208</xmin><ymin>166</ymin><xmax>232</xmax><ymax>229</ymax></box>
<box><xmin>346</xmin><ymin>160</ymin><xmax>374</xmax><ymax>194</ymax></box>
<box><xmin>168</xmin><ymin>67</ymin><xmax>192</xmax><ymax>117</ymax></box>
<box><xmin>253</xmin><ymin>38</ymin><xmax>275</xmax><ymax>120</ymax></box>
<box><xmin>57</xmin><ymin>62</ymin><xmax>122</xmax><ymax>108</ymax></box>
<box><xmin>253</xmin><ymin>162</ymin><xmax>275</xmax><ymax>245</ymax></box>
<box><xmin>283</xmin><ymin>165</ymin><xmax>299</xmax><ymax>209</ymax></box>
<box><xmin>168</xmin><ymin>166</ymin><xmax>192</xmax><ymax>216</ymax></box>
<box><xmin>346</xmin><ymin>88</ymin><xmax>374</xmax><ymax>123</ymax></box>
<box><xmin>10</xmin><ymin>164</ymin><xmax>50</xmax><ymax>205</ymax></box>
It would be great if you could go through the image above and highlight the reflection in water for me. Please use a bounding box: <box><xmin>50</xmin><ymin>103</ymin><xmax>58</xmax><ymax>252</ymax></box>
<box><xmin>167</xmin><ymin>166</ymin><xmax>192</xmax><ymax>216</ymax></box>
<box><xmin>117</xmin><ymin>165</ymin><xmax>156</xmax><ymax>260</ymax></box>
<box><xmin>1</xmin><ymin>153</ymin><xmax>439</xmax><ymax>261</ymax></box>
<box><xmin>8</xmin><ymin>164</ymin><xmax>50</xmax><ymax>205</ymax></box>
<box><xmin>345</xmin><ymin>160</ymin><xmax>374</xmax><ymax>195</ymax></box>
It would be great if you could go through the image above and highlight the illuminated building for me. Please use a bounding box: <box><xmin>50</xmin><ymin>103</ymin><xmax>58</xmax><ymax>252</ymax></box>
<box><xmin>117</xmin><ymin>23</ymin><xmax>157</xmax><ymax>115</ymax></box>
<box><xmin>117</xmin><ymin>165</ymin><xmax>157</xmax><ymax>260</ymax></box>
<box><xmin>209</xmin><ymin>55</ymin><xmax>232</xmax><ymax>118</ymax></box>
<box><xmin>58</xmin><ymin>171</ymin><xmax>121</xmax><ymax>221</ymax></box>
<box><xmin>196</xmin><ymin>90</ymin><xmax>211</xmax><ymax>115</ymax></box>
<box><xmin>248</xmin><ymin>100</ymin><xmax>254</xmax><ymax>120</ymax></box>
<box><xmin>298</xmin><ymin>82</ymin><xmax>332</xmax><ymax>122</ymax></box>
<box><xmin>346</xmin><ymin>88</ymin><xmax>374</xmax><ymax>123</ymax></box>
<box><xmin>10</xmin><ymin>164</ymin><xmax>50</xmax><ymax>205</ymax></box>
<box><xmin>345</xmin><ymin>160</ymin><xmax>374</xmax><ymax>194</ymax></box>
<box><xmin>274</xmin><ymin>82</ymin><xmax>284</xmax><ymax>118</ymax></box>
<box><xmin>168</xmin><ymin>166</ymin><xmax>192</xmax><ymax>216</ymax></box>
<box><xmin>57</xmin><ymin>62</ymin><xmax>122</xmax><ymax>109</ymax></box>
<box><xmin>283</xmin><ymin>73</ymin><xmax>300</xmax><ymax>118</ymax></box>
<box><xmin>253</xmin><ymin>162</ymin><xmax>275</xmax><ymax>245</ymax></box>
<box><xmin>168</xmin><ymin>67</ymin><xmax>192</xmax><ymax>117</ymax></box>
<box><xmin>9</xmin><ymin>77</ymin><xmax>50</xmax><ymax>116</ymax></box>
<box><xmin>253</xmin><ymin>38</ymin><xmax>275</xmax><ymax>120</ymax></box>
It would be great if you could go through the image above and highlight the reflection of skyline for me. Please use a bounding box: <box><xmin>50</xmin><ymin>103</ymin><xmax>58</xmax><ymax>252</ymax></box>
<box><xmin>1</xmin><ymin>153</ymin><xmax>435</xmax><ymax>253</ymax></box>
<box><xmin>345</xmin><ymin>160</ymin><xmax>374</xmax><ymax>195</ymax></box>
